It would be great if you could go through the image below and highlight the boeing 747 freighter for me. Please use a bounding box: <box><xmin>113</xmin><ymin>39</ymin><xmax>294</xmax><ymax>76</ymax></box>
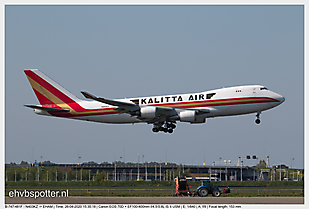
<box><xmin>24</xmin><ymin>69</ymin><xmax>285</xmax><ymax>133</ymax></box>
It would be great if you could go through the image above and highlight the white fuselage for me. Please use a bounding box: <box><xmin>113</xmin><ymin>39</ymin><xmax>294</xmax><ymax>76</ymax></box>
<box><xmin>67</xmin><ymin>85</ymin><xmax>284</xmax><ymax>124</ymax></box>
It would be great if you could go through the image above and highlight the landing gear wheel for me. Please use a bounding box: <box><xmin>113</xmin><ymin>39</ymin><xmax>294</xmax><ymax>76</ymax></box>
<box><xmin>212</xmin><ymin>190</ymin><xmax>221</xmax><ymax>197</ymax></box>
<box><xmin>199</xmin><ymin>188</ymin><xmax>209</xmax><ymax>197</ymax></box>
<box><xmin>153</xmin><ymin>122</ymin><xmax>176</xmax><ymax>134</ymax></box>
<box><xmin>167</xmin><ymin>122</ymin><xmax>176</xmax><ymax>129</ymax></box>
<box><xmin>255</xmin><ymin>112</ymin><xmax>261</xmax><ymax>124</ymax></box>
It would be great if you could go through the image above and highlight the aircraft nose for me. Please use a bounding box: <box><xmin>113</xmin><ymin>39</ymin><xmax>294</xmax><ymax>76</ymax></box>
<box><xmin>276</xmin><ymin>94</ymin><xmax>285</xmax><ymax>104</ymax></box>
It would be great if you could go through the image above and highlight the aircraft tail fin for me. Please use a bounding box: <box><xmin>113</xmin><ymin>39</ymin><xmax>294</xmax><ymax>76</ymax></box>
<box><xmin>24</xmin><ymin>69</ymin><xmax>81</xmax><ymax>105</ymax></box>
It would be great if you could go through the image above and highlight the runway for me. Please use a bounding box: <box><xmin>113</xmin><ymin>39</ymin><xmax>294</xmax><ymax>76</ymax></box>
<box><xmin>5</xmin><ymin>196</ymin><xmax>304</xmax><ymax>204</ymax></box>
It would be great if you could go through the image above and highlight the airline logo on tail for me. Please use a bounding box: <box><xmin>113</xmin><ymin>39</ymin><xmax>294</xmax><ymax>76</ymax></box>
<box><xmin>24</xmin><ymin>69</ymin><xmax>118</xmax><ymax>117</ymax></box>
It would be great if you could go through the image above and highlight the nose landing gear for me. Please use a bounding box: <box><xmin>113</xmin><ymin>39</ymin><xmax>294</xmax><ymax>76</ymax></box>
<box><xmin>255</xmin><ymin>112</ymin><xmax>261</xmax><ymax>124</ymax></box>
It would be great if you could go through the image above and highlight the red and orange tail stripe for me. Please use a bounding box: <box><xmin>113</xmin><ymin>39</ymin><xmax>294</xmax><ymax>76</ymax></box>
<box><xmin>24</xmin><ymin>69</ymin><xmax>119</xmax><ymax>117</ymax></box>
<box><xmin>24</xmin><ymin>69</ymin><xmax>78</xmax><ymax>105</ymax></box>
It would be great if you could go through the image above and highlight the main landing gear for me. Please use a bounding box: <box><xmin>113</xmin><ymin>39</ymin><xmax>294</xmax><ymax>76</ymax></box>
<box><xmin>255</xmin><ymin>112</ymin><xmax>261</xmax><ymax>124</ymax></box>
<box><xmin>152</xmin><ymin>122</ymin><xmax>176</xmax><ymax>134</ymax></box>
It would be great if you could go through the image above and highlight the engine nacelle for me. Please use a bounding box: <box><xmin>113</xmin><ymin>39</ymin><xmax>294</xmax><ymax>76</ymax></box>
<box><xmin>179</xmin><ymin>111</ymin><xmax>196</xmax><ymax>122</ymax></box>
<box><xmin>140</xmin><ymin>106</ymin><xmax>157</xmax><ymax>119</ymax></box>
<box><xmin>179</xmin><ymin>111</ymin><xmax>205</xmax><ymax>123</ymax></box>
<box><xmin>190</xmin><ymin>117</ymin><xmax>206</xmax><ymax>124</ymax></box>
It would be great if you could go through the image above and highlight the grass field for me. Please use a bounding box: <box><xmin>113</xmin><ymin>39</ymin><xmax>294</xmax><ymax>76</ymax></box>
<box><xmin>5</xmin><ymin>181</ymin><xmax>304</xmax><ymax>197</ymax></box>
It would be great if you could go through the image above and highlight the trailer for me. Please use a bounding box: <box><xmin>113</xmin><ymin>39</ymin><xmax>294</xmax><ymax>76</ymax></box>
<box><xmin>174</xmin><ymin>176</ymin><xmax>196</xmax><ymax>197</ymax></box>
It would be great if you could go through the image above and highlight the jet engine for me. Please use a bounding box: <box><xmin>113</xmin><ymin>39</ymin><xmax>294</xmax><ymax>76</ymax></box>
<box><xmin>140</xmin><ymin>106</ymin><xmax>158</xmax><ymax>119</ymax></box>
<box><xmin>179</xmin><ymin>111</ymin><xmax>205</xmax><ymax>123</ymax></box>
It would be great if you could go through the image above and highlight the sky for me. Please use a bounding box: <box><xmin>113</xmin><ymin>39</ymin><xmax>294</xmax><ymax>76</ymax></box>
<box><xmin>4</xmin><ymin>5</ymin><xmax>304</xmax><ymax>168</ymax></box>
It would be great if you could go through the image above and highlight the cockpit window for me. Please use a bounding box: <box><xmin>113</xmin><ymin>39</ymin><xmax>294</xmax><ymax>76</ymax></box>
<box><xmin>260</xmin><ymin>87</ymin><xmax>268</xmax><ymax>90</ymax></box>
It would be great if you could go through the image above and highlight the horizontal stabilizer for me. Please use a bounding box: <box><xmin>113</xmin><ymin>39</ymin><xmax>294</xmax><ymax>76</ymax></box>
<box><xmin>81</xmin><ymin>91</ymin><xmax>136</xmax><ymax>107</ymax></box>
<box><xmin>24</xmin><ymin>105</ymin><xmax>70</xmax><ymax>112</ymax></box>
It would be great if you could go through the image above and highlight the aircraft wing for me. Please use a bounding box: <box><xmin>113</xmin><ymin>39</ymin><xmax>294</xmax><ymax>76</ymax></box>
<box><xmin>81</xmin><ymin>91</ymin><xmax>211</xmax><ymax>122</ymax></box>
<box><xmin>81</xmin><ymin>91</ymin><xmax>136</xmax><ymax>107</ymax></box>
<box><xmin>81</xmin><ymin>91</ymin><xmax>139</xmax><ymax>113</ymax></box>
<box><xmin>194</xmin><ymin>108</ymin><xmax>211</xmax><ymax>115</ymax></box>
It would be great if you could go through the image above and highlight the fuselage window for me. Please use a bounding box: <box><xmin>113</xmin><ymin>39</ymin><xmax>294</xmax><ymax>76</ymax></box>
<box><xmin>236</xmin><ymin>90</ymin><xmax>241</xmax><ymax>93</ymax></box>
<box><xmin>260</xmin><ymin>87</ymin><xmax>268</xmax><ymax>90</ymax></box>
<box><xmin>206</xmin><ymin>93</ymin><xmax>216</xmax><ymax>99</ymax></box>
